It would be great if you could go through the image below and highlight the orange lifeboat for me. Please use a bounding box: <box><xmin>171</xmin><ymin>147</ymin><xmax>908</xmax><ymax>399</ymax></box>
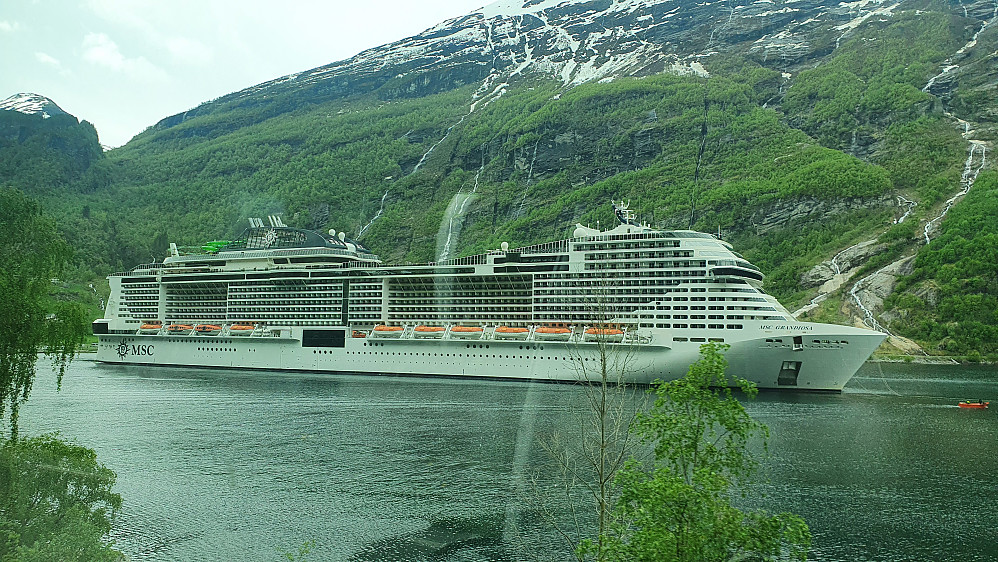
<box><xmin>450</xmin><ymin>326</ymin><xmax>484</xmax><ymax>339</ymax></box>
<box><xmin>584</xmin><ymin>327</ymin><xmax>625</xmax><ymax>342</ymax></box>
<box><xmin>138</xmin><ymin>322</ymin><xmax>162</xmax><ymax>334</ymax></box>
<box><xmin>229</xmin><ymin>323</ymin><xmax>256</xmax><ymax>336</ymax></box>
<box><xmin>494</xmin><ymin>326</ymin><xmax>529</xmax><ymax>340</ymax></box>
<box><xmin>958</xmin><ymin>400</ymin><xmax>989</xmax><ymax>409</ymax></box>
<box><xmin>195</xmin><ymin>324</ymin><xmax>222</xmax><ymax>335</ymax></box>
<box><xmin>414</xmin><ymin>325</ymin><xmax>446</xmax><ymax>338</ymax></box>
<box><xmin>372</xmin><ymin>325</ymin><xmax>404</xmax><ymax>338</ymax></box>
<box><xmin>166</xmin><ymin>324</ymin><xmax>194</xmax><ymax>334</ymax></box>
<box><xmin>535</xmin><ymin>326</ymin><xmax>572</xmax><ymax>341</ymax></box>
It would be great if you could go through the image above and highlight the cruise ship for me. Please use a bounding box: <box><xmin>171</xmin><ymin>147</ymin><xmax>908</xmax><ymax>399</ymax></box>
<box><xmin>93</xmin><ymin>204</ymin><xmax>885</xmax><ymax>390</ymax></box>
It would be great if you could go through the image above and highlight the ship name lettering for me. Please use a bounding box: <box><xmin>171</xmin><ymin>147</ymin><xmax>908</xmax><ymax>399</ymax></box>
<box><xmin>130</xmin><ymin>344</ymin><xmax>154</xmax><ymax>356</ymax></box>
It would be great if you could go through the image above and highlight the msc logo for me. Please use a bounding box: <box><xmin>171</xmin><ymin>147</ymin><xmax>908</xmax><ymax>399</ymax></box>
<box><xmin>116</xmin><ymin>341</ymin><xmax>155</xmax><ymax>359</ymax></box>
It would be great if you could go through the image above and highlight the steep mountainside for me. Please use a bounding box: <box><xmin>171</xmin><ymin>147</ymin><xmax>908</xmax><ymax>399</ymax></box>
<box><xmin>9</xmin><ymin>0</ymin><xmax>998</xmax><ymax>357</ymax></box>
<box><xmin>0</xmin><ymin>93</ymin><xmax>104</xmax><ymax>195</ymax></box>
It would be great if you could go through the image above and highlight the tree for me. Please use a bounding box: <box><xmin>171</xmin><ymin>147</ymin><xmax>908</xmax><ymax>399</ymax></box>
<box><xmin>0</xmin><ymin>434</ymin><xmax>122</xmax><ymax>561</ymax></box>
<box><xmin>598</xmin><ymin>343</ymin><xmax>810</xmax><ymax>561</ymax></box>
<box><xmin>531</xmin><ymin>282</ymin><xmax>642</xmax><ymax>562</ymax></box>
<box><xmin>0</xmin><ymin>186</ymin><xmax>89</xmax><ymax>440</ymax></box>
<box><xmin>0</xmin><ymin>188</ymin><xmax>116</xmax><ymax>560</ymax></box>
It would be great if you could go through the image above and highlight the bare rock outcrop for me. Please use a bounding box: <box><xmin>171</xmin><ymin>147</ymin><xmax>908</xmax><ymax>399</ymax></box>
<box><xmin>800</xmin><ymin>239</ymin><xmax>890</xmax><ymax>288</ymax></box>
<box><xmin>749</xmin><ymin>195</ymin><xmax>893</xmax><ymax>236</ymax></box>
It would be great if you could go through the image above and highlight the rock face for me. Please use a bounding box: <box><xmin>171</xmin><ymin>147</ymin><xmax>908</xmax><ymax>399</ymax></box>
<box><xmin>749</xmin><ymin>195</ymin><xmax>893</xmax><ymax>237</ymax></box>
<box><xmin>800</xmin><ymin>238</ymin><xmax>892</xmax><ymax>288</ymax></box>
<box><xmin>148</xmin><ymin>0</ymin><xmax>920</xmax><ymax>135</ymax></box>
<box><xmin>851</xmin><ymin>255</ymin><xmax>916</xmax><ymax>318</ymax></box>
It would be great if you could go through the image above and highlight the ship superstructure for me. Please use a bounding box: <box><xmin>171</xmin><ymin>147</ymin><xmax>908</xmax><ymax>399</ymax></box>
<box><xmin>93</xmin><ymin>206</ymin><xmax>885</xmax><ymax>390</ymax></box>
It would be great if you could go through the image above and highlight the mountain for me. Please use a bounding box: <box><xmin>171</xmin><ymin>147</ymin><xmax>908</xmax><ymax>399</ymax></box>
<box><xmin>0</xmin><ymin>93</ymin><xmax>71</xmax><ymax>119</ymax></box>
<box><xmin>9</xmin><ymin>0</ymin><xmax>998</xmax><ymax>358</ymax></box>
<box><xmin>0</xmin><ymin>93</ymin><xmax>104</xmax><ymax>194</ymax></box>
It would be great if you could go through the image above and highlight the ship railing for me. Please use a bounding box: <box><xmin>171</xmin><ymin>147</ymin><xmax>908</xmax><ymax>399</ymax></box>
<box><xmin>428</xmin><ymin>254</ymin><xmax>489</xmax><ymax>267</ymax></box>
<box><xmin>512</xmin><ymin>239</ymin><xmax>570</xmax><ymax>255</ymax></box>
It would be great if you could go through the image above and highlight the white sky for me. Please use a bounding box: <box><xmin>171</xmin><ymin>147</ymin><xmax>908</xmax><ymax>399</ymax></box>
<box><xmin>0</xmin><ymin>1</ymin><xmax>487</xmax><ymax>147</ymax></box>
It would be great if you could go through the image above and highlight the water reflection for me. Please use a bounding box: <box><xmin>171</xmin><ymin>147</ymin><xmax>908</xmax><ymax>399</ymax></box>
<box><xmin>350</xmin><ymin>514</ymin><xmax>505</xmax><ymax>561</ymax></box>
<box><xmin>17</xmin><ymin>359</ymin><xmax>998</xmax><ymax>561</ymax></box>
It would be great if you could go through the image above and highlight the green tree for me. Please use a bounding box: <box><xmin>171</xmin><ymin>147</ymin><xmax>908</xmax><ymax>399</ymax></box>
<box><xmin>0</xmin><ymin>434</ymin><xmax>122</xmax><ymax>561</ymax></box>
<box><xmin>591</xmin><ymin>343</ymin><xmax>810</xmax><ymax>561</ymax></box>
<box><xmin>0</xmin><ymin>188</ymin><xmax>121</xmax><ymax>560</ymax></box>
<box><xmin>0</xmin><ymin>187</ymin><xmax>89</xmax><ymax>440</ymax></box>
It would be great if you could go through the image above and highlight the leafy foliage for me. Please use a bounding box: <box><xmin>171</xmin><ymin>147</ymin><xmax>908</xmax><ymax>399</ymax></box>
<box><xmin>588</xmin><ymin>344</ymin><xmax>809</xmax><ymax>561</ymax></box>
<box><xmin>0</xmin><ymin>434</ymin><xmax>122</xmax><ymax>561</ymax></box>
<box><xmin>0</xmin><ymin>188</ymin><xmax>89</xmax><ymax>439</ymax></box>
<box><xmin>885</xmin><ymin>171</ymin><xmax>998</xmax><ymax>356</ymax></box>
<box><xmin>0</xmin><ymin>112</ymin><xmax>103</xmax><ymax>195</ymax></box>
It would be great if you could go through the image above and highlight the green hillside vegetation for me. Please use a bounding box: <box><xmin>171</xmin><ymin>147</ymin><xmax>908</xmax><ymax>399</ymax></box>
<box><xmin>2</xmin><ymin>0</ymin><xmax>995</xmax><ymax>355</ymax></box>
<box><xmin>0</xmin><ymin>111</ymin><xmax>103</xmax><ymax>195</ymax></box>
<box><xmin>885</xmin><ymin>171</ymin><xmax>998</xmax><ymax>359</ymax></box>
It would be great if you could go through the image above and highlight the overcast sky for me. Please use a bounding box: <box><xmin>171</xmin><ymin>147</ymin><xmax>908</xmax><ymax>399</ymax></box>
<box><xmin>0</xmin><ymin>0</ymin><xmax>487</xmax><ymax>147</ymax></box>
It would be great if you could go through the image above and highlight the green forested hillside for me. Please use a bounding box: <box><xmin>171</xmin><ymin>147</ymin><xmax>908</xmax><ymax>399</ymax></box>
<box><xmin>3</xmin><ymin>0</ymin><xmax>996</xmax><ymax>358</ymax></box>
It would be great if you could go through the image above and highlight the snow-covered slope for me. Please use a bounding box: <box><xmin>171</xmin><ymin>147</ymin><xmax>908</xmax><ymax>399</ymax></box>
<box><xmin>155</xmin><ymin>0</ymin><xmax>912</xmax><ymax>129</ymax></box>
<box><xmin>0</xmin><ymin>93</ymin><xmax>68</xmax><ymax>119</ymax></box>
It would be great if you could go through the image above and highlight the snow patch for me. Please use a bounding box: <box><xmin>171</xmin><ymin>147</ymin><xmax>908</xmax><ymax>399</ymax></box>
<box><xmin>0</xmin><ymin>93</ymin><xmax>65</xmax><ymax>119</ymax></box>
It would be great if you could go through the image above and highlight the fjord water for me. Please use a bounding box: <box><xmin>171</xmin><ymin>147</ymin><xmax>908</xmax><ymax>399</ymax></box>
<box><xmin>19</xmin><ymin>359</ymin><xmax>998</xmax><ymax>561</ymax></box>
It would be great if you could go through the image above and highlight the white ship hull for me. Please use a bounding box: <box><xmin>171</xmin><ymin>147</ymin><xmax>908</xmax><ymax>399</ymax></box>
<box><xmin>96</xmin><ymin>323</ymin><xmax>883</xmax><ymax>391</ymax></box>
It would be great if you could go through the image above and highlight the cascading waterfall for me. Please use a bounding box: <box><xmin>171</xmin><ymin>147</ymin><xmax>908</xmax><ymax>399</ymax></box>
<box><xmin>356</xmin><ymin>62</ymin><xmax>508</xmax><ymax>240</ymax></box>
<box><xmin>923</xmin><ymin>142</ymin><xmax>986</xmax><ymax>244</ymax></box>
<box><xmin>895</xmin><ymin>195</ymin><xmax>916</xmax><ymax>224</ymax></box>
<box><xmin>356</xmin><ymin>188</ymin><xmax>390</xmax><ymax>238</ymax></box>
<box><xmin>437</xmin><ymin>148</ymin><xmax>487</xmax><ymax>262</ymax></box>
<box><xmin>840</xmin><ymin>2</ymin><xmax>995</xmax><ymax>329</ymax></box>
<box><xmin>513</xmin><ymin>139</ymin><xmax>540</xmax><ymax>220</ymax></box>
<box><xmin>90</xmin><ymin>283</ymin><xmax>105</xmax><ymax>310</ymax></box>
<box><xmin>849</xmin><ymin>265</ymin><xmax>892</xmax><ymax>334</ymax></box>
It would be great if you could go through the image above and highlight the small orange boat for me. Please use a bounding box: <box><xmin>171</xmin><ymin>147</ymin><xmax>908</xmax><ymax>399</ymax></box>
<box><xmin>229</xmin><ymin>323</ymin><xmax>256</xmax><ymax>335</ymax></box>
<box><xmin>372</xmin><ymin>325</ymin><xmax>404</xmax><ymax>338</ymax></box>
<box><xmin>584</xmin><ymin>327</ymin><xmax>625</xmax><ymax>342</ymax></box>
<box><xmin>352</xmin><ymin>330</ymin><xmax>368</xmax><ymax>338</ymax></box>
<box><xmin>138</xmin><ymin>322</ymin><xmax>162</xmax><ymax>334</ymax></box>
<box><xmin>535</xmin><ymin>327</ymin><xmax>572</xmax><ymax>340</ymax></box>
<box><xmin>414</xmin><ymin>325</ymin><xmax>446</xmax><ymax>338</ymax></box>
<box><xmin>494</xmin><ymin>326</ymin><xmax>529</xmax><ymax>339</ymax></box>
<box><xmin>195</xmin><ymin>324</ymin><xmax>222</xmax><ymax>335</ymax></box>
<box><xmin>450</xmin><ymin>326</ymin><xmax>484</xmax><ymax>338</ymax></box>
<box><xmin>958</xmin><ymin>400</ymin><xmax>989</xmax><ymax>409</ymax></box>
<box><xmin>166</xmin><ymin>324</ymin><xmax>194</xmax><ymax>334</ymax></box>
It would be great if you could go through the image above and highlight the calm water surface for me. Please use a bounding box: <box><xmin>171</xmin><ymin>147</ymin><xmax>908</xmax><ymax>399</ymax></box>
<box><xmin>19</xmin><ymin>359</ymin><xmax>998</xmax><ymax>561</ymax></box>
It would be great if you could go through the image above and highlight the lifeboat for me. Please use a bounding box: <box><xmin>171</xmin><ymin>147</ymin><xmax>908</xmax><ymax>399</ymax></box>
<box><xmin>958</xmin><ymin>400</ymin><xmax>989</xmax><ymax>409</ymax></box>
<box><xmin>138</xmin><ymin>322</ymin><xmax>162</xmax><ymax>334</ymax></box>
<box><xmin>450</xmin><ymin>326</ymin><xmax>484</xmax><ymax>339</ymax></box>
<box><xmin>413</xmin><ymin>325</ymin><xmax>446</xmax><ymax>338</ymax></box>
<box><xmin>371</xmin><ymin>325</ymin><xmax>404</xmax><ymax>338</ymax></box>
<box><xmin>535</xmin><ymin>327</ymin><xmax>572</xmax><ymax>341</ymax></box>
<box><xmin>352</xmin><ymin>330</ymin><xmax>368</xmax><ymax>338</ymax></box>
<box><xmin>195</xmin><ymin>324</ymin><xmax>222</xmax><ymax>336</ymax></box>
<box><xmin>584</xmin><ymin>327</ymin><xmax>625</xmax><ymax>343</ymax></box>
<box><xmin>166</xmin><ymin>324</ymin><xmax>194</xmax><ymax>334</ymax></box>
<box><xmin>494</xmin><ymin>326</ymin><xmax>529</xmax><ymax>340</ymax></box>
<box><xmin>229</xmin><ymin>323</ymin><xmax>256</xmax><ymax>336</ymax></box>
